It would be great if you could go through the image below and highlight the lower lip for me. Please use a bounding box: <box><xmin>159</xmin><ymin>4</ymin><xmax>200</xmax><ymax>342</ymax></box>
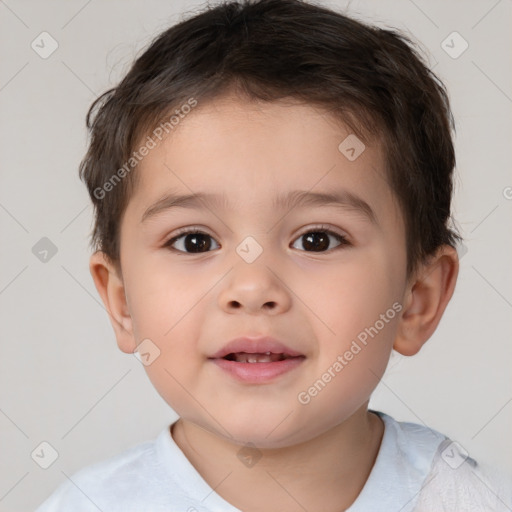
<box><xmin>210</xmin><ymin>357</ymin><xmax>305</xmax><ymax>383</ymax></box>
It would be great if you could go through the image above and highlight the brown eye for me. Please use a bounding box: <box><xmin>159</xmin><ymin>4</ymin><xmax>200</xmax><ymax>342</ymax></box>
<box><xmin>291</xmin><ymin>229</ymin><xmax>348</xmax><ymax>252</ymax></box>
<box><xmin>166</xmin><ymin>231</ymin><xmax>220</xmax><ymax>253</ymax></box>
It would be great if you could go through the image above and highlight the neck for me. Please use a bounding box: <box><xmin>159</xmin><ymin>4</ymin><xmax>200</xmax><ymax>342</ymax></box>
<box><xmin>171</xmin><ymin>407</ymin><xmax>384</xmax><ymax>512</ymax></box>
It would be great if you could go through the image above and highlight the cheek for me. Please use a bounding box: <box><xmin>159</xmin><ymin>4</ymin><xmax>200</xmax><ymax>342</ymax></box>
<box><xmin>124</xmin><ymin>265</ymin><xmax>207</xmax><ymax>403</ymax></box>
<box><xmin>126</xmin><ymin>257</ymin><xmax>197</xmax><ymax>337</ymax></box>
<box><xmin>140</xmin><ymin>309</ymin><xmax>217</xmax><ymax>426</ymax></box>
<box><xmin>304</xmin><ymin>251</ymin><xmax>402</xmax><ymax>375</ymax></box>
<box><xmin>309</xmin><ymin>256</ymin><xmax>399</xmax><ymax>327</ymax></box>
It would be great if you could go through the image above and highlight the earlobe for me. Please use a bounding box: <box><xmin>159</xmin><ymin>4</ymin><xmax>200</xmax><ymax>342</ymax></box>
<box><xmin>393</xmin><ymin>245</ymin><xmax>459</xmax><ymax>356</ymax></box>
<box><xmin>89</xmin><ymin>251</ymin><xmax>137</xmax><ymax>354</ymax></box>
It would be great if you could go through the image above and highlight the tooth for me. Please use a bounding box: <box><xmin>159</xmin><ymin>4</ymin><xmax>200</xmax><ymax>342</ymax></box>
<box><xmin>234</xmin><ymin>353</ymin><xmax>276</xmax><ymax>363</ymax></box>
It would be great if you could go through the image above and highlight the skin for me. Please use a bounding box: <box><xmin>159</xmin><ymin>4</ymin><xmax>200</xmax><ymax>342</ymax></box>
<box><xmin>90</xmin><ymin>94</ymin><xmax>459</xmax><ymax>512</ymax></box>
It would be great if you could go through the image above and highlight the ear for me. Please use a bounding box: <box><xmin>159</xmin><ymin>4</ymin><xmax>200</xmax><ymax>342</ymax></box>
<box><xmin>89</xmin><ymin>251</ymin><xmax>137</xmax><ymax>354</ymax></box>
<box><xmin>394</xmin><ymin>244</ymin><xmax>459</xmax><ymax>356</ymax></box>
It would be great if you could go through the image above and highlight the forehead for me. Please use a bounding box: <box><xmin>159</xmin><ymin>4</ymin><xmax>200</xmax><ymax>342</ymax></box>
<box><xmin>127</xmin><ymin>95</ymin><xmax>400</xmax><ymax>228</ymax></box>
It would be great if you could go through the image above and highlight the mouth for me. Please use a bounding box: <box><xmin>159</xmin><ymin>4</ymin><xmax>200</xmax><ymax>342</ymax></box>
<box><xmin>209</xmin><ymin>336</ymin><xmax>306</xmax><ymax>383</ymax></box>
<box><xmin>210</xmin><ymin>354</ymin><xmax>305</xmax><ymax>383</ymax></box>
<box><xmin>209</xmin><ymin>335</ymin><xmax>305</xmax><ymax>360</ymax></box>
<box><xmin>222</xmin><ymin>351</ymin><xmax>300</xmax><ymax>363</ymax></box>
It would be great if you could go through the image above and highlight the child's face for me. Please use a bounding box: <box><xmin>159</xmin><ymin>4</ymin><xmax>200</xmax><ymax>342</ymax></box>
<box><xmin>109</xmin><ymin>95</ymin><xmax>410</xmax><ymax>447</ymax></box>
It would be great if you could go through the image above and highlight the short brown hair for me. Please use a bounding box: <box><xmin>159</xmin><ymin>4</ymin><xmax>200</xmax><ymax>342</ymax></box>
<box><xmin>79</xmin><ymin>0</ymin><xmax>461</xmax><ymax>277</ymax></box>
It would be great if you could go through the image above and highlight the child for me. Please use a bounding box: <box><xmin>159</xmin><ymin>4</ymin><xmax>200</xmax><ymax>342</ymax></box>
<box><xmin>36</xmin><ymin>0</ymin><xmax>511</xmax><ymax>510</ymax></box>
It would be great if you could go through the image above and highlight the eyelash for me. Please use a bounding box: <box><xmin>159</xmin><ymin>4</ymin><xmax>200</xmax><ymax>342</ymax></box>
<box><xmin>163</xmin><ymin>224</ymin><xmax>351</xmax><ymax>255</ymax></box>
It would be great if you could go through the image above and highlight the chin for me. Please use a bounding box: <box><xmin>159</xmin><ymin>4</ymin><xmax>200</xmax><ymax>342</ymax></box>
<box><xmin>213</xmin><ymin>411</ymin><xmax>311</xmax><ymax>449</ymax></box>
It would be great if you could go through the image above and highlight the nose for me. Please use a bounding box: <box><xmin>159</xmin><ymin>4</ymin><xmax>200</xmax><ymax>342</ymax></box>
<box><xmin>218</xmin><ymin>260</ymin><xmax>292</xmax><ymax>315</ymax></box>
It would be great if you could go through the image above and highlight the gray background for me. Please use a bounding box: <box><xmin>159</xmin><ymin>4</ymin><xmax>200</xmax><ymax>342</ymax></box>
<box><xmin>0</xmin><ymin>0</ymin><xmax>511</xmax><ymax>510</ymax></box>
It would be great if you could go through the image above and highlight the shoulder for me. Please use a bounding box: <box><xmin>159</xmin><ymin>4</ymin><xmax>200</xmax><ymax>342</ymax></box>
<box><xmin>35</xmin><ymin>430</ymin><xmax>167</xmax><ymax>512</ymax></box>
<box><xmin>377</xmin><ymin>412</ymin><xmax>512</xmax><ymax>511</ymax></box>
<box><xmin>350</xmin><ymin>412</ymin><xmax>512</xmax><ymax>512</ymax></box>
<box><xmin>415</xmin><ymin>439</ymin><xmax>512</xmax><ymax>512</ymax></box>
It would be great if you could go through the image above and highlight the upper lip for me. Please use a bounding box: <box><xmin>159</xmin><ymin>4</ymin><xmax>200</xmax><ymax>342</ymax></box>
<box><xmin>209</xmin><ymin>336</ymin><xmax>305</xmax><ymax>359</ymax></box>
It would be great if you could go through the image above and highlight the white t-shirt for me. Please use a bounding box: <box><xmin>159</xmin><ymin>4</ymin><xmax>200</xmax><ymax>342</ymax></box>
<box><xmin>35</xmin><ymin>411</ymin><xmax>512</xmax><ymax>511</ymax></box>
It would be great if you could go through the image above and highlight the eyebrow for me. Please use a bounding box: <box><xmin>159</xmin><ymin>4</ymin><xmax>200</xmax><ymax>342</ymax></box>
<box><xmin>140</xmin><ymin>189</ymin><xmax>377</xmax><ymax>225</ymax></box>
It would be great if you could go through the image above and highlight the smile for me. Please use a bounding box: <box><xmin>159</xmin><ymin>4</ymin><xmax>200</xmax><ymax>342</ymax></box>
<box><xmin>210</xmin><ymin>353</ymin><xmax>306</xmax><ymax>383</ymax></box>
<box><xmin>223</xmin><ymin>351</ymin><xmax>295</xmax><ymax>363</ymax></box>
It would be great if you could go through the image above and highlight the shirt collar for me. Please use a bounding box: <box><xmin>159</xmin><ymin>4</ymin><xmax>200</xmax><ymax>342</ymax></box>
<box><xmin>346</xmin><ymin>410</ymin><xmax>446</xmax><ymax>512</ymax></box>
